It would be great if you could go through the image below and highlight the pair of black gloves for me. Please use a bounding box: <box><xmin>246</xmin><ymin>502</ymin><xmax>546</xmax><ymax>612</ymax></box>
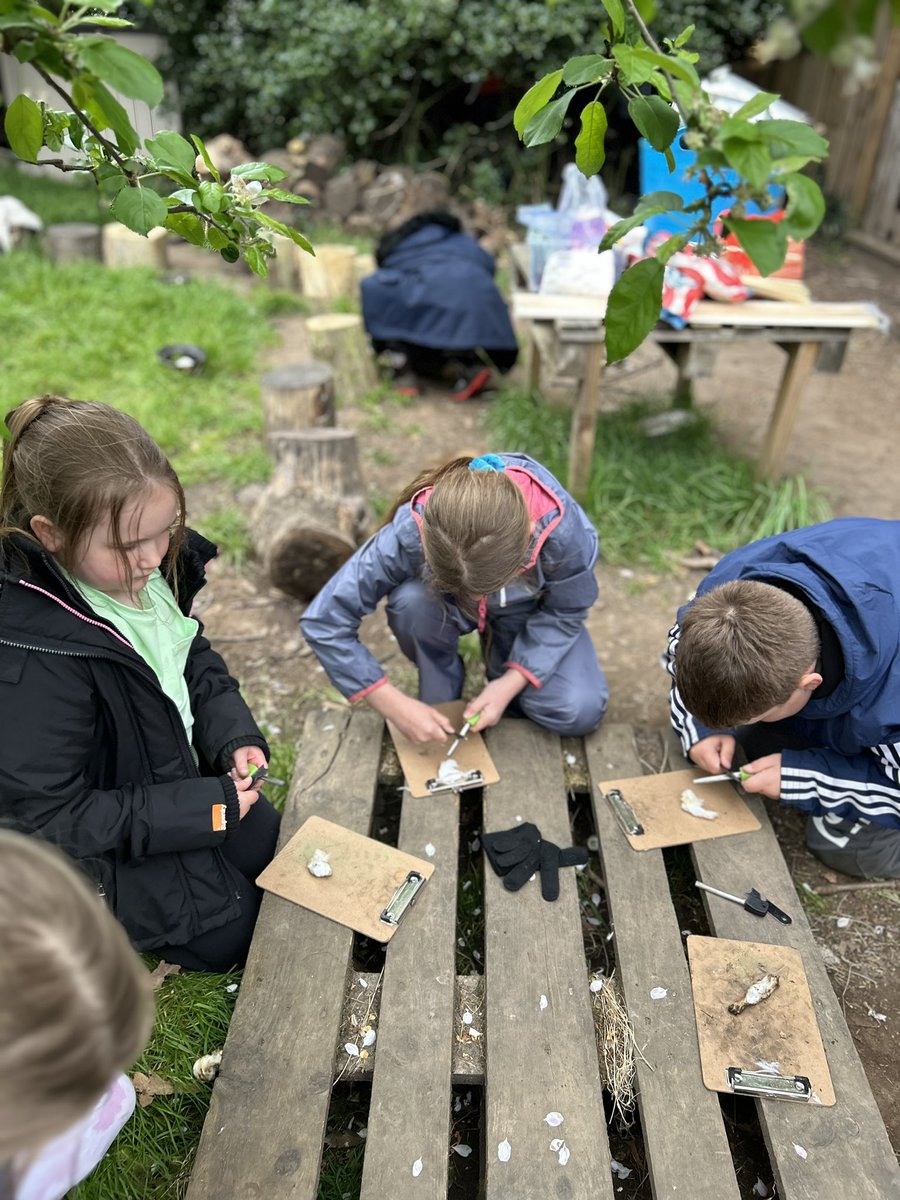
<box><xmin>481</xmin><ymin>822</ymin><xmax>589</xmax><ymax>902</ymax></box>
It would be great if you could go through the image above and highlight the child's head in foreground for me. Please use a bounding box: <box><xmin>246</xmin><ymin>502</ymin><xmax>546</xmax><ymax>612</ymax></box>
<box><xmin>0</xmin><ymin>831</ymin><xmax>153</xmax><ymax>1166</ymax></box>
<box><xmin>1</xmin><ymin>394</ymin><xmax>186</xmax><ymax>604</ymax></box>
<box><xmin>676</xmin><ymin>580</ymin><xmax>822</xmax><ymax>728</ymax></box>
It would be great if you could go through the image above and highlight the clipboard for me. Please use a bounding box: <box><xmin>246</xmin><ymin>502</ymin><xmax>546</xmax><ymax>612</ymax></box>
<box><xmin>387</xmin><ymin>699</ymin><xmax>500</xmax><ymax>798</ymax></box>
<box><xmin>596</xmin><ymin>768</ymin><xmax>761</xmax><ymax>850</ymax></box>
<box><xmin>256</xmin><ymin>815</ymin><xmax>435</xmax><ymax>942</ymax></box>
<box><xmin>687</xmin><ymin>935</ymin><xmax>835</xmax><ymax>1105</ymax></box>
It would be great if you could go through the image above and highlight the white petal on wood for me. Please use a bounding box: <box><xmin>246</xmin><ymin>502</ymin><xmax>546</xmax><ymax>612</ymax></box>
<box><xmin>462</xmin><ymin>1011</ymin><xmax>473</xmax><ymax>1025</ymax></box>
<box><xmin>344</xmin><ymin>1043</ymin><xmax>360</xmax><ymax>1057</ymax></box>
<box><xmin>425</xmin><ymin>843</ymin><xmax>436</xmax><ymax>857</ymax></box>
<box><xmin>498</xmin><ymin>1139</ymin><xmax>512</xmax><ymax>1162</ymax></box>
<box><xmin>539</xmin><ymin>994</ymin><xmax>549</xmax><ymax>1010</ymax></box>
<box><xmin>362</xmin><ymin>1029</ymin><xmax>376</xmax><ymax>1046</ymax></box>
<box><xmin>544</xmin><ymin>1112</ymin><xmax>564</xmax><ymax>1127</ymax></box>
<box><xmin>558</xmin><ymin>1144</ymin><xmax>570</xmax><ymax>1166</ymax></box>
<box><xmin>412</xmin><ymin>1157</ymin><xmax>423</xmax><ymax>1177</ymax></box>
<box><xmin>650</xmin><ymin>986</ymin><xmax>668</xmax><ymax>1000</ymax></box>
<box><xmin>550</xmin><ymin>1138</ymin><xmax>564</xmax><ymax>1152</ymax></box>
<box><xmin>793</xmin><ymin>1144</ymin><xmax>808</xmax><ymax>1159</ymax></box>
<box><xmin>453</xmin><ymin>1144</ymin><xmax>473</xmax><ymax>1158</ymax></box>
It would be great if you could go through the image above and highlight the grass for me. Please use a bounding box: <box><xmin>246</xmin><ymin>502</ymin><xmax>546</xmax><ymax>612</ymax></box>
<box><xmin>0</xmin><ymin>159</ymin><xmax>107</xmax><ymax>226</ymax></box>
<box><xmin>0</xmin><ymin>248</ymin><xmax>276</xmax><ymax>486</ymax></box>
<box><xmin>198</xmin><ymin>506</ymin><xmax>254</xmax><ymax>569</ymax></box>
<box><xmin>486</xmin><ymin>388</ymin><xmax>831</xmax><ymax>568</ymax></box>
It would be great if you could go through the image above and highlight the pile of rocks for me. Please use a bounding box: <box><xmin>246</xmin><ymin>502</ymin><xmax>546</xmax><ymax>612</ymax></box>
<box><xmin>199</xmin><ymin>133</ymin><xmax>513</xmax><ymax>254</ymax></box>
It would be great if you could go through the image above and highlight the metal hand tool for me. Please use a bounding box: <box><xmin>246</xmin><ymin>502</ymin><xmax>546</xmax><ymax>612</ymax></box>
<box><xmin>695</xmin><ymin>881</ymin><xmax>792</xmax><ymax>924</ymax></box>
<box><xmin>693</xmin><ymin>767</ymin><xmax>752</xmax><ymax>785</ymax></box>
<box><xmin>445</xmin><ymin>711</ymin><xmax>481</xmax><ymax>759</ymax></box>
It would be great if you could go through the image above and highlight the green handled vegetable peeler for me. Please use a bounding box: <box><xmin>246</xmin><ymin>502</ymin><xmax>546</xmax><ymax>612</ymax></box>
<box><xmin>693</xmin><ymin>767</ymin><xmax>752</xmax><ymax>785</ymax></box>
<box><xmin>445</xmin><ymin>712</ymin><xmax>481</xmax><ymax>759</ymax></box>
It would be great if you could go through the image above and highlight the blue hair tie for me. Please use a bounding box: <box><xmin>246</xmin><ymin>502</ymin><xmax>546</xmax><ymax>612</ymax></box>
<box><xmin>469</xmin><ymin>454</ymin><xmax>505</xmax><ymax>472</ymax></box>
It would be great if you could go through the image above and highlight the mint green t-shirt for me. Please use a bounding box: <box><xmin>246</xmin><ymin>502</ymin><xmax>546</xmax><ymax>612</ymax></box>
<box><xmin>67</xmin><ymin>568</ymin><xmax>199</xmax><ymax>747</ymax></box>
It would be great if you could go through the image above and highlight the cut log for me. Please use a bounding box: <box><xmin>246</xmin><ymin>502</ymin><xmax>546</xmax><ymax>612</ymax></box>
<box><xmin>44</xmin><ymin>222</ymin><xmax>102</xmax><ymax>263</ymax></box>
<box><xmin>266</xmin><ymin>232</ymin><xmax>300</xmax><ymax>291</ymax></box>
<box><xmin>305</xmin><ymin>313</ymin><xmax>378</xmax><ymax>403</ymax></box>
<box><xmin>261</xmin><ymin>363</ymin><xmax>336</xmax><ymax>434</ymax></box>
<box><xmin>254</xmin><ymin>429</ymin><xmax>370</xmax><ymax>601</ymax></box>
<box><xmin>296</xmin><ymin>243</ymin><xmax>358</xmax><ymax>301</ymax></box>
<box><xmin>102</xmin><ymin>224</ymin><xmax>169</xmax><ymax>270</ymax></box>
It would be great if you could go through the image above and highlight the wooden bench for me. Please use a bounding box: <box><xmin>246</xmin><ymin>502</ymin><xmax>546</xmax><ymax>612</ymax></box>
<box><xmin>510</xmin><ymin>285</ymin><xmax>887</xmax><ymax>501</ymax></box>
<box><xmin>186</xmin><ymin>709</ymin><xmax>900</xmax><ymax>1199</ymax></box>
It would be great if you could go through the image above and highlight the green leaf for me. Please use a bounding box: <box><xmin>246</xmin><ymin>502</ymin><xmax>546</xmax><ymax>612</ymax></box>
<box><xmin>718</xmin><ymin>117</ymin><xmax>759</xmax><ymax>142</ymax></box>
<box><xmin>144</xmin><ymin>130</ymin><xmax>196</xmax><ymax>178</ymax></box>
<box><xmin>96</xmin><ymin>163</ymin><xmax>129</xmax><ymax>195</ymax></box>
<box><xmin>78</xmin><ymin>36</ymin><xmax>164</xmax><ymax>105</ymax></box>
<box><xmin>165</xmin><ymin>212</ymin><xmax>207</xmax><ymax>246</ymax></box>
<box><xmin>76</xmin><ymin>0</ymin><xmax>130</xmax><ymax>10</ymax></box>
<box><xmin>4</xmin><ymin>94</ymin><xmax>43</xmax><ymax>162</ymax></box>
<box><xmin>782</xmin><ymin>173</ymin><xmax>825</xmax><ymax>240</ymax></box>
<box><xmin>220</xmin><ymin>243</ymin><xmax>240</xmax><ymax>264</ymax></box>
<box><xmin>732</xmin><ymin>91</ymin><xmax>780</xmax><ymax>121</ymax></box>
<box><xmin>229</xmin><ymin>161</ymin><xmax>288</xmax><ymax>183</ymax></box>
<box><xmin>599</xmin><ymin>190</ymin><xmax>684</xmax><ymax>251</ymax></box>
<box><xmin>626</xmin><ymin>45</ymin><xmax>700</xmax><ymax>87</ymax></box>
<box><xmin>574</xmin><ymin>101</ymin><xmax>607</xmax><ymax>177</ymax></box>
<box><xmin>605</xmin><ymin>258</ymin><xmax>665</xmax><ymax>365</ymax></box>
<box><xmin>753</xmin><ymin>119</ymin><xmax>828</xmax><ymax>162</ymax></box>
<box><xmin>601</xmin><ymin>0</ymin><xmax>625</xmax><ymax>35</ymax></box>
<box><xmin>663</xmin><ymin>145</ymin><xmax>675</xmax><ymax>172</ymax></box>
<box><xmin>723</xmin><ymin>137</ymin><xmax>772</xmax><ymax>190</ymax></box>
<box><xmin>75</xmin><ymin>78</ymin><xmax>139</xmax><ymax>155</ymax></box>
<box><xmin>674</xmin><ymin>24</ymin><xmax>695</xmax><ymax>48</ymax></box>
<box><xmin>243</xmin><ymin>244</ymin><xmax>269</xmax><ymax>277</ymax></box>
<box><xmin>205</xmin><ymin>225</ymin><xmax>230</xmax><ymax>251</ymax></box>
<box><xmin>723</xmin><ymin>217</ymin><xmax>788</xmax><ymax>276</ymax></box>
<box><xmin>78</xmin><ymin>16</ymin><xmax>134</xmax><ymax>26</ymax></box>
<box><xmin>514</xmin><ymin>70</ymin><xmax>563</xmax><ymax>138</ymax></box>
<box><xmin>254</xmin><ymin>211</ymin><xmax>314</xmax><ymax>253</ymax></box>
<box><xmin>197</xmin><ymin>180</ymin><xmax>226</xmax><ymax>214</ymax></box>
<box><xmin>629</xmin><ymin>95</ymin><xmax>679</xmax><ymax>152</ymax></box>
<box><xmin>522</xmin><ymin>89</ymin><xmax>576</xmax><ymax>148</ymax></box>
<box><xmin>562</xmin><ymin>55</ymin><xmax>614</xmax><ymax>86</ymax></box>
<box><xmin>260</xmin><ymin>187</ymin><xmax>310</xmax><ymax>204</ymax></box>
<box><xmin>190</xmin><ymin>134</ymin><xmax>221</xmax><ymax>183</ymax></box>
<box><xmin>612</xmin><ymin>44</ymin><xmax>656</xmax><ymax>85</ymax></box>
<box><xmin>166</xmin><ymin>187</ymin><xmax>198</xmax><ymax>206</ymax></box>
<box><xmin>655</xmin><ymin>232</ymin><xmax>689</xmax><ymax>263</ymax></box>
<box><xmin>110</xmin><ymin>184</ymin><xmax>167</xmax><ymax>235</ymax></box>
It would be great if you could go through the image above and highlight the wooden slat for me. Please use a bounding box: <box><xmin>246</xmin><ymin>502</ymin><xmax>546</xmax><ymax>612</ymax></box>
<box><xmin>186</xmin><ymin>707</ymin><xmax>384</xmax><ymax>1200</ymax></box>
<box><xmin>662</xmin><ymin>731</ymin><xmax>900</xmax><ymax>1199</ymax></box>
<box><xmin>586</xmin><ymin>725</ymin><xmax>741</xmax><ymax>1200</ymax></box>
<box><xmin>360</xmin><ymin>791</ymin><xmax>460</xmax><ymax>1198</ymax></box>
<box><xmin>755</xmin><ymin>340</ymin><xmax>821</xmax><ymax>482</ymax></box>
<box><xmin>483</xmin><ymin>720</ymin><xmax>613</xmax><ymax>1199</ymax></box>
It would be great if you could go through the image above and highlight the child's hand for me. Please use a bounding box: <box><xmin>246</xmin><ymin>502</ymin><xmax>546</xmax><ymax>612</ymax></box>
<box><xmin>740</xmin><ymin>753</ymin><xmax>782</xmax><ymax>799</ymax></box>
<box><xmin>468</xmin><ymin>671</ymin><xmax>528</xmax><ymax>730</ymax></box>
<box><xmin>230</xmin><ymin>746</ymin><xmax>267</xmax><ymax>782</ymax></box>
<box><xmin>688</xmin><ymin>734</ymin><xmax>737</xmax><ymax>775</ymax></box>
<box><xmin>366</xmin><ymin>683</ymin><xmax>455</xmax><ymax>744</ymax></box>
<box><xmin>234</xmin><ymin>774</ymin><xmax>260</xmax><ymax>820</ymax></box>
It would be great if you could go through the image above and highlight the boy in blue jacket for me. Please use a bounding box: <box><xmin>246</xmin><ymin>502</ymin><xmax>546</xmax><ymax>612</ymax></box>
<box><xmin>665</xmin><ymin>518</ymin><xmax>900</xmax><ymax>878</ymax></box>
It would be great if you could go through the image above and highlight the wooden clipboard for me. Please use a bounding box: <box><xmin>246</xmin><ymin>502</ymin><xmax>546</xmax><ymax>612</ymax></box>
<box><xmin>596</xmin><ymin>768</ymin><xmax>761</xmax><ymax>850</ymax></box>
<box><xmin>687</xmin><ymin>935</ymin><xmax>835</xmax><ymax>1105</ymax></box>
<box><xmin>387</xmin><ymin>699</ymin><xmax>500</xmax><ymax>798</ymax></box>
<box><xmin>256</xmin><ymin>815</ymin><xmax>435</xmax><ymax>942</ymax></box>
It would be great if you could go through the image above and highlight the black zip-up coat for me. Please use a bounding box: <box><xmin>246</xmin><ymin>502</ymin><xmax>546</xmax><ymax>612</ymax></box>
<box><xmin>0</xmin><ymin>531</ymin><xmax>268</xmax><ymax>950</ymax></box>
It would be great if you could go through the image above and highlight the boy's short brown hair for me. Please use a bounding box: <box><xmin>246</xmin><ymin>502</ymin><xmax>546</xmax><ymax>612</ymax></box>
<box><xmin>676</xmin><ymin>580</ymin><xmax>819</xmax><ymax>728</ymax></box>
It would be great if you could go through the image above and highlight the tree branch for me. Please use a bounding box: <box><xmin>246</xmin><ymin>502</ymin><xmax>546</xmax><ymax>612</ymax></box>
<box><xmin>32</xmin><ymin>63</ymin><xmax>129</xmax><ymax>170</ymax></box>
<box><xmin>624</xmin><ymin>0</ymin><xmax>690</xmax><ymax>126</ymax></box>
<box><xmin>21</xmin><ymin>157</ymin><xmax>93</xmax><ymax>174</ymax></box>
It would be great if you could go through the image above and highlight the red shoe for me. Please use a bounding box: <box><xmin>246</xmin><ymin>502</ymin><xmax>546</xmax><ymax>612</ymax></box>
<box><xmin>450</xmin><ymin>367</ymin><xmax>492</xmax><ymax>402</ymax></box>
<box><xmin>392</xmin><ymin>368</ymin><xmax>421</xmax><ymax>397</ymax></box>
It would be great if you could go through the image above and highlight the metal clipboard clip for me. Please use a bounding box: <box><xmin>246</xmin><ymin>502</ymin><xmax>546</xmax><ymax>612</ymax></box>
<box><xmin>425</xmin><ymin>768</ymin><xmax>484</xmax><ymax>795</ymax></box>
<box><xmin>726</xmin><ymin>1068</ymin><xmax>811</xmax><ymax>1102</ymax></box>
<box><xmin>379</xmin><ymin>871</ymin><xmax>427</xmax><ymax>927</ymax></box>
<box><xmin>604</xmin><ymin>788</ymin><xmax>644</xmax><ymax>837</ymax></box>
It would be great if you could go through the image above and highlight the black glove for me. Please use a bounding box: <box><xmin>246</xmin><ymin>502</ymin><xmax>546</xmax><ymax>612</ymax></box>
<box><xmin>481</xmin><ymin>823</ymin><xmax>588</xmax><ymax>902</ymax></box>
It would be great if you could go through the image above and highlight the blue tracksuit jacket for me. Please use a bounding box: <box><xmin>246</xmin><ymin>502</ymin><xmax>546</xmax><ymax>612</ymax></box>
<box><xmin>665</xmin><ymin>518</ymin><xmax>900</xmax><ymax>828</ymax></box>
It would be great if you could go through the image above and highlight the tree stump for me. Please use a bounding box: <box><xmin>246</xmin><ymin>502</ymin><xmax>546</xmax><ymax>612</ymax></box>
<box><xmin>261</xmin><ymin>362</ymin><xmax>335</xmax><ymax>435</ymax></box>
<box><xmin>44</xmin><ymin>222</ymin><xmax>102</xmax><ymax>263</ymax></box>
<box><xmin>296</xmin><ymin>243</ymin><xmax>358</xmax><ymax>301</ymax></box>
<box><xmin>305</xmin><ymin>313</ymin><xmax>378</xmax><ymax>403</ymax></box>
<box><xmin>266</xmin><ymin>233</ymin><xmax>300</xmax><ymax>291</ymax></box>
<box><xmin>254</xmin><ymin>429</ymin><xmax>370</xmax><ymax>601</ymax></box>
<box><xmin>102</xmin><ymin>224</ymin><xmax>169</xmax><ymax>269</ymax></box>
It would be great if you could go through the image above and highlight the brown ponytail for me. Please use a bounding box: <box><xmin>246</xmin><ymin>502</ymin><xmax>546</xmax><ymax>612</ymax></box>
<box><xmin>387</xmin><ymin>455</ymin><xmax>530</xmax><ymax>603</ymax></box>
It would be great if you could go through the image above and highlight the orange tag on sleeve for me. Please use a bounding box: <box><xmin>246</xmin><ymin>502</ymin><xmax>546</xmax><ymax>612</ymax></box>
<box><xmin>211</xmin><ymin>803</ymin><xmax>227</xmax><ymax>833</ymax></box>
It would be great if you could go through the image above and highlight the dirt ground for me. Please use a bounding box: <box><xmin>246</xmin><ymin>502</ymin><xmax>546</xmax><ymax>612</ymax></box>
<box><xmin>190</xmin><ymin>240</ymin><xmax>900</xmax><ymax>1152</ymax></box>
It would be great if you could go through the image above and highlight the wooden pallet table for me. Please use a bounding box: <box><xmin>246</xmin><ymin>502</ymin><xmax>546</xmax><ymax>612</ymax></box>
<box><xmin>186</xmin><ymin>710</ymin><xmax>900</xmax><ymax>1200</ymax></box>
<box><xmin>510</xmin><ymin>287</ymin><xmax>888</xmax><ymax>501</ymax></box>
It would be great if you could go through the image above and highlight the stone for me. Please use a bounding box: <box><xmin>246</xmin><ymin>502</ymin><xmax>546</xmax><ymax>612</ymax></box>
<box><xmin>197</xmin><ymin>133</ymin><xmax>251</xmax><ymax>178</ymax></box>
<box><xmin>361</xmin><ymin>167</ymin><xmax>412</xmax><ymax>229</ymax></box>
<box><xmin>323</xmin><ymin>173</ymin><xmax>361</xmax><ymax>220</ymax></box>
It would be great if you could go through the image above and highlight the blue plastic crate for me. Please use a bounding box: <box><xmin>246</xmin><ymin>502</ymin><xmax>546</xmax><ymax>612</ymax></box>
<box><xmin>638</xmin><ymin>134</ymin><xmax>780</xmax><ymax>236</ymax></box>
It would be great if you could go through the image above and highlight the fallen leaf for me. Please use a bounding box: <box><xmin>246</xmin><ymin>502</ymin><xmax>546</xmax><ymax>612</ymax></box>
<box><xmin>132</xmin><ymin>1071</ymin><xmax>176</xmax><ymax>1107</ymax></box>
<box><xmin>148</xmin><ymin>960</ymin><xmax>182</xmax><ymax>991</ymax></box>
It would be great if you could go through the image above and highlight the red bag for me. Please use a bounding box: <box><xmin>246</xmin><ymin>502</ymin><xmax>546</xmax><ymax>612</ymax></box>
<box><xmin>716</xmin><ymin>209</ymin><xmax>805</xmax><ymax>280</ymax></box>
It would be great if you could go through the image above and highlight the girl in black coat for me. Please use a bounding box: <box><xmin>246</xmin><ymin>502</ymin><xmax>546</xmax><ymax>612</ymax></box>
<box><xmin>0</xmin><ymin>395</ymin><xmax>280</xmax><ymax>971</ymax></box>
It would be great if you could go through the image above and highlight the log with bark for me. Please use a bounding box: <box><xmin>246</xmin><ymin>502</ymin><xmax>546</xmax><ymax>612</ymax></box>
<box><xmin>261</xmin><ymin>362</ymin><xmax>336</xmax><ymax>435</ymax></box>
<box><xmin>305</xmin><ymin>313</ymin><xmax>379</xmax><ymax>403</ymax></box>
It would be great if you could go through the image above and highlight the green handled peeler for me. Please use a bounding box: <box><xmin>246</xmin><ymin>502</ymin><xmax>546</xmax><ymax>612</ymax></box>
<box><xmin>445</xmin><ymin>712</ymin><xmax>481</xmax><ymax>759</ymax></box>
